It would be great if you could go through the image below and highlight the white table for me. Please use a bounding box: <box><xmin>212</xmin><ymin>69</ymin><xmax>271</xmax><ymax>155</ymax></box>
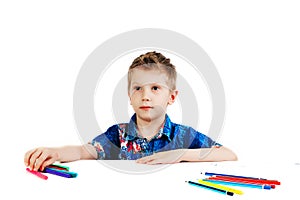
<box><xmin>4</xmin><ymin>160</ymin><xmax>299</xmax><ymax>200</ymax></box>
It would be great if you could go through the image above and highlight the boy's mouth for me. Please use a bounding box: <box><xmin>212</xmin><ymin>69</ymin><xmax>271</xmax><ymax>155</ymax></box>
<box><xmin>139</xmin><ymin>106</ymin><xmax>153</xmax><ymax>110</ymax></box>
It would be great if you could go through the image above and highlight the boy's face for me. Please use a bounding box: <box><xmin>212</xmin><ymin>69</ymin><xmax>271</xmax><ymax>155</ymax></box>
<box><xmin>128</xmin><ymin>68</ymin><xmax>178</xmax><ymax>123</ymax></box>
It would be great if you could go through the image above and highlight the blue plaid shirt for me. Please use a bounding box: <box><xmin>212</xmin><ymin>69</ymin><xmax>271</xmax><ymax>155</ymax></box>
<box><xmin>90</xmin><ymin>114</ymin><xmax>221</xmax><ymax>160</ymax></box>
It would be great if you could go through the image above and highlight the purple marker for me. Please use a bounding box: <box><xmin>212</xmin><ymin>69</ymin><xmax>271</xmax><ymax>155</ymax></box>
<box><xmin>43</xmin><ymin>167</ymin><xmax>72</xmax><ymax>178</ymax></box>
<box><xmin>202</xmin><ymin>172</ymin><xmax>267</xmax><ymax>180</ymax></box>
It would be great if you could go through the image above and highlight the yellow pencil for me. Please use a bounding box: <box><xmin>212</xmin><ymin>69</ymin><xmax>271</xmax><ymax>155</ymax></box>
<box><xmin>198</xmin><ymin>179</ymin><xmax>244</xmax><ymax>195</ymax></box>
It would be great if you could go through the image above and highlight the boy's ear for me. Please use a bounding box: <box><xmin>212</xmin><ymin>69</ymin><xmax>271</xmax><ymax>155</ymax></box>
<box><xmin>168</xmin><ymin>90</ymin><xmax>178</xmax><ymax>105</ymax></box>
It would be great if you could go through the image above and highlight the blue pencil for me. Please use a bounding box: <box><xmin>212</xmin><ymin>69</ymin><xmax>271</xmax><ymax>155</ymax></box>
<box><xmin>203</xmin><ymin>179</ymin><xmax>272</xmax><ymax>190</ymax></box>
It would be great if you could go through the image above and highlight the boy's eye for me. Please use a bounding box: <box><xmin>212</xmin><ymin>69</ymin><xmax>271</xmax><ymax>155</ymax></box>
<box><xmin>152</xmin><ymin>86</ymin><xmax>159</xmax><ymax>91</ymax></box>
<box><xmin>134</xmin><ymin>86</ymin><xmax>141</xmax><ymax>91</ymax></box>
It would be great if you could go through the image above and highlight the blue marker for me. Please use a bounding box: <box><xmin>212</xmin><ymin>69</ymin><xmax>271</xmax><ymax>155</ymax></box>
<box><xmin>43</xmin><ymin>167</ymin><xmax>76</xmax><ymax>178</ymax></box>
<box><xmin>203</xmin><ymin>179</ymin><xmax>272</xmax><ymax>190</ymax></box>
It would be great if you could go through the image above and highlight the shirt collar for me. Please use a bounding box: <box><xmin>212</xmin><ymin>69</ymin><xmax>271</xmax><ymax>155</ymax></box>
<box><xmin>125</xmin><ymin>114</ymin><xmax>172</xmax><ymax>141</ymax></box>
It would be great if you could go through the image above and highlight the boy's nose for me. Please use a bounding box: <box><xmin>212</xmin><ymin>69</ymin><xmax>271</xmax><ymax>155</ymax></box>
<box><xmin>141</xmin><ymin>89</ymin><xmax>151</xmax><ymax>101</ymax></box>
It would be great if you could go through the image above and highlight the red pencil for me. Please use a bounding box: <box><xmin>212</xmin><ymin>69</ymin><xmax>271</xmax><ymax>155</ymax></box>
<box><xmin>208</xmin><ymin>176</ymin><xmax>280</xmax><ymax>185</ymax></box>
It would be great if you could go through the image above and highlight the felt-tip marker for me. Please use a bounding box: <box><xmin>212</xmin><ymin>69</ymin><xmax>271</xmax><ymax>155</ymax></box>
<box><xmin>202</xmin><ymin>172</ymin><xmax>266</xmax><ymax>180</ymax></box>
<box><xmin>207</xmin><ymin>176</ymin><xmax>279</xmax><ymax>186</ymax></box>
<box><xmin>203</xmin><ymin>179</ymin><xmax>272</xmax><ymax>190</ymax></box>
<box><xmin>198</xmin><ymin>179</ymin><xmax>243</xmax><ymax>195</ymax></box>
<box><xmin>26</xmin><ymin>168</ymin><xmax>48</xmax><ymax>180</ymax></box>
<box><xmin>48</xmin><ymin>164</ymin><xmax>69</xmax><ymax>171</ymax></box>
<box><xmin>186</xmin><ymin>181</ymin><xmax>234</xmax><ymax>196</ymax></box>
<box><xmin>43</xmin><ymin>167</ymin><xmax>72</xmax><ymax>178</ymax></box>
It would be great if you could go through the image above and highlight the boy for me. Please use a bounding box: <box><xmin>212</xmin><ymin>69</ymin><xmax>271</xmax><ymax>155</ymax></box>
<box><xmin>24</xmin><ymin>51</ymin><xmax>237</xmax><ymax>171</ymax></box>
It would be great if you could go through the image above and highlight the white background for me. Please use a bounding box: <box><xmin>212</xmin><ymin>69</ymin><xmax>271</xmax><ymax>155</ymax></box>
<box><xmin>1</xmin><ymin>0</ymin><xmax>299</xmax><ymax>198</ymax></box>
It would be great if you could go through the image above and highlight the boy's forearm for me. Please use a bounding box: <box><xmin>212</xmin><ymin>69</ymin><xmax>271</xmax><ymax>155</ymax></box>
<box><xmin>57</xmin><ymin>144</ymin><xmax>97</xmax><ymax>162</ymax></box>
<box><xmin>181</xmin><ymin>146</ymin><xmax>238</xmax><ymax>162</ymax></box>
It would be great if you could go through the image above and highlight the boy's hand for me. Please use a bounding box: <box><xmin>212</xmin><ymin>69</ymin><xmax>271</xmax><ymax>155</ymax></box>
<box><xmin>24</xmin><ymin>147</ymin><xmax>59</xmax><ymax>171</ymax></box>
<box><xmin>136</xmin><ymin>149</ymin><xmax>185</xmax><ymax>165</ymax></box>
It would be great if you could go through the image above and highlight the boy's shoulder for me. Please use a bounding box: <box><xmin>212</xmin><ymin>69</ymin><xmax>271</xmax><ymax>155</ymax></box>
<box><xmin>164</xmin><ymin>117</ymin><xmax>199</xmax><ymax>136</ymax></box>
<box><xmin>171</xmin><ymin>122</ymin><xmax>197</xmax><ymax>133</ymax></box>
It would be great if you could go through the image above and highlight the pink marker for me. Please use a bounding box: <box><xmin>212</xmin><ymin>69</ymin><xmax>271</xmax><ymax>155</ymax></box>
<box><xmin>26</xmin><ymin>168</ymin><xmax>48</xmax><ymax>180</ymax></box>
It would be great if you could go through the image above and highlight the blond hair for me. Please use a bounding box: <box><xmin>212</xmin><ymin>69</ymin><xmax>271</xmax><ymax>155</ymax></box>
<box><xmin>128</xmin><ymin>51</ymin><xmax>177</xmax><ymax>91</ymax></box>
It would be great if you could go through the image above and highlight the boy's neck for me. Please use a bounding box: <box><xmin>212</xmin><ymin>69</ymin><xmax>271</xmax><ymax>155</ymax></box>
<box><xmin>136</xmin><ymin>114</ymin><xmax>165</xmax><ymax>140</ymax></box>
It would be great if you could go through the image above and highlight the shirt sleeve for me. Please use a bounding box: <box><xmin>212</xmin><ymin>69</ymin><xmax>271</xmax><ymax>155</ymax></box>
<box><xmin>89</xmin><ymin>125</ymin><xmax>121</xmax><ymax>159</ymax></box>
<box><xmin>185</xmin><ymin>127</ymin><xmax>222</xmax><ymax>148</ymax></box>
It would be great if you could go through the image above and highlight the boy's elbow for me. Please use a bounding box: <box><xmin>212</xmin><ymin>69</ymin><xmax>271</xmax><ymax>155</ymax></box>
<box><xmin>231</xmin><ymin>152</ymin><xmax>238</xmax><ymax>161</ymax></box>
<box><xmin>221</xmin><ymin>146</ymin><xmax>238</xmax><ymax>161</ymax></box>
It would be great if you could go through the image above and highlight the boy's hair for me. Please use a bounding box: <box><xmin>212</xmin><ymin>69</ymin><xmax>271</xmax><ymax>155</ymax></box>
<box><xmin>128</xmin><ymin>51</ymin><xmax>177</xmax><ymax>91</ymax></box>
